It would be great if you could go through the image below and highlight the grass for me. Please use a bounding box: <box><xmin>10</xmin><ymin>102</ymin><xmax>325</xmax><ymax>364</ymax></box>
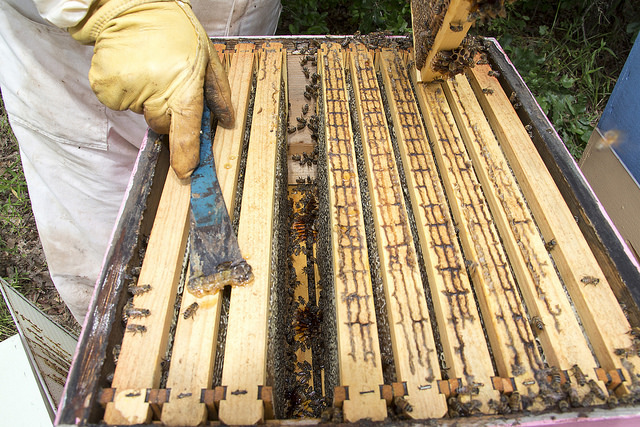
<box><xmin>0</xmin><ymin>96</ymin><xmax>30</xmax><ymax>342</ymax></box>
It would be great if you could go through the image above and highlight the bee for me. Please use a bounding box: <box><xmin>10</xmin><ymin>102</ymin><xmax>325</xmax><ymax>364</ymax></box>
<box><xmin>183</xmin><ymin>302</ymin><xmax>199</xmax><ymax>320</ymax></box>
<box><xmin>447</xmin><ymin>396</ymin><xmax>464</xmax><ymax>418</ymax></box>
<box><xmin>596</xmin><ymin>129</ymin><xmax>622</xmax><ymax>151</ymax></box>
<box><xmin>296</xmin><ymin>116</ymin><xmax>307</xmax><ymax>125</ymax></box>
<box><xmin>126</xmin><ymin>324</ymin><xmax>147</xmax><ymax>335</ymax></box>
<box><xmin>292</xmin><ymin>154</ymin><xmax>301</xmax><ymax>162</ymax></box>
<box><xmin>550</xmin><ymin>366</ymin><xmax>562</xmax><ymax>390</ymax></box>
<box><xmin>311</xmin><ymin>72</ymin><xmax>320</xmax><ymax>84</ymax></box>
<box><xmin>489</xmin><ymin>394</ymin><xmax>511</xmax><ymax>415</ymax></box>
<box><xmin>544</xmin><ymin>238</ymin><xmax>557</xmax><ymax>251</ymax></box>
<box><xmin>302</xmin><ymin>104</ymin><xmax>309</xmax><ymax>115</ymax></box>
<box><xmin>160</xmin><ymin>355</ymin><xmax>171</xmax><ymax>371</ymax></box>
<box><xmin>606</xmin><ymin>395</ymin><xmax>618</xmax><ymax>408</ymax></box>
<box><xmin>587</xmin><ymin>379</ymin><xmax>607</xmax><ymax>401</ymax></box>
<box><xmin>615</xmin><ymin>348</ymin><xmax>629</xmax><ymax>357</ymax></box>
<box><xmin>321</xmin><ymin>406</ymin><xmax>342</xmax><ymax>423</ymax></box>
<box><xmin>125</xmin><ymin>306</ymin><xmax>150</xmax><ymax>319</ymax></box>
<box><xmin>304</xmin><ymin>91</ymin><xmax>312</xmax><ymax>101</ymax></box>
<box><xmin>563</xmin><ymin>383</ymin><xmax>581</xmax><ymax>407</ymax></box>
<box><xmin>581</xmin><ymin>276</ymin><xmax>600</xmax><ymax>286</ymax></box>
<box><xmin>466</xmin><ymin>399</ymin><xmax>482</xmax><ymax>415</ymax></box>
<box><xmin>581</xmin><ymin>391</ymin><xmax>595</xmax><ymax>406</ymax></box>
<box><xmin>300</xmin><ymin>56</ymin><xmax>308</xmax><ymax>66</ymax></box>
<box><xmin>125</xmin><ymin>391</ymin><xmax>141</xmax><ymax>397</ymax></box>
<box><xmin>320</xmin><ymin>407</ymin><xmax>336</xmax><ymax>423</ymax></box>
<box><xmin>129</xmin><ymin>284</ymin><xmax>151</xmax><ymax>295</ymax></box>
<box><xmin>288</xmin><ymin>125</ymin><xmax>297</xmax><ymax>134</ymax></box>
<box><xmin>296</xmin><ymin>121</ymin><xmax>306</xmax><ymax>130</ymax></box>
<box><xmin>482</xmin><ymin>88</ymin><xmax>494</xmax><ymax>95</ymax></box>
<box><xmin>476</xmin><ymin>53</ymin><xmax>489</xmax><ymax>65</ymax></box>
<box><xmin>628</xmin><ymin>327</ymin><xmax>640</xmax><ymax>338</ymax></box>
<box><xmin>571</xmin><ymin>364</ymin><xmax>587</xmax><ymax>387</ymax></box>
<box><xmin>449</xmin><ymin>23</ymin><xmax>464</xmax><ymax>32</ymax></box>
<box><xmin>393</xmin><ymin>396</ymin><xmax>413</xmax><ymax>416</ymax></box>
<box><xmin>530</xmin><ymin>316</ymin><xmax>544</xmax><ymax>334</ymax></box>
<box><xmin>524</xmin><ymin>123</ymin><xmax>533</xmax><ymax>138</ymax></box>
<box><xmin>488</xmin><ymin>70</ymin><xmax>501</xmax><ymax>77</ymax></box>
<box><xmin>557</xmin><ymin>399</ymin><xmax>569</xmax><ymax>412</ymax></box>
<box><xmin>294</xmin><ymin>369</ymin><xmax>312</xmax><ymax>385</ymax></box>
<box><xmin>112</xmin><ymin>344</ymin><xmax>121</xmax><ymax>364</ymax></box>
<box><xmin>302</xmin><ymin>66</ymin><xmax>310</xmax><ymax>78</ymax></box>
<box><xmin>540</xmin><ymin>388</ymin><xmax>561</xmax><ymax>408</ymax></box>
<box><xmin>508</xmin><ymin>391</ymin><xmax>521</xmax><ymax>412</ymax></box>
<box><xmin>619</xmin><ymin>392</ymin><xmax>635</xmax><ymax>405</ymax></box>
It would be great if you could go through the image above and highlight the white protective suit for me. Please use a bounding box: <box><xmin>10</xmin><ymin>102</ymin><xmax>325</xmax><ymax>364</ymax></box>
<box><xmin>0</xmin><ymin>0</ymin><xmax>282</xmax><ymax>322</ymax></box>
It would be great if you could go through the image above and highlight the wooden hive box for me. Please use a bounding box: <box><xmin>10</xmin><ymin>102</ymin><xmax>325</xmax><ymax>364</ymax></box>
<box><xmin>55</xmin><ymin>37</ymin><xmax>640</xmax><ymax>426</ymax></box>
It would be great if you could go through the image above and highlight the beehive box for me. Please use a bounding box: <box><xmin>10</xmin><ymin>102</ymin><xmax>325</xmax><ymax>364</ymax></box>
<box><xmin>56</xmin><ymin>37</ymin><xmax>640</xmax><ymax>426</ymax></box>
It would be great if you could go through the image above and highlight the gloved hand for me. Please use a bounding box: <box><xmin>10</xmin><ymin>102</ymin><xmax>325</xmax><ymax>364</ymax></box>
<box><xmin>69</xmin><ymin>0</ymin><xmax>234</xmax><ymax>179</ymax></box>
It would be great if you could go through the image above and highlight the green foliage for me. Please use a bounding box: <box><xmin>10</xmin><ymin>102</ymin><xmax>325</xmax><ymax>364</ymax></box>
<box><xmin>478</xmin><ymin>0</ymin><xmax>639</xmax><ymax>158</ymax></box>
<box><xmin>1</xmin><ymin>98</ymin><xmax>31</xmax><ymax>340</ymax></box>
<box><xmin>0</xmin><ymin>272</ymin><xmax>28</xmax><ymax>341</ymax></box>
<box><xmin>0</xmin><ymin>115</ymin><xmax>30</xmax><ymax>256</ymax></box>
<box><xmin>279</xmin><ymin>0</ymin><xmax>638</xmax><ymax>160</ymax></box>
<box><xmin>278</xmin><ymin>0</ymin><xmax>411</xmax><ymax>35</ymax></box>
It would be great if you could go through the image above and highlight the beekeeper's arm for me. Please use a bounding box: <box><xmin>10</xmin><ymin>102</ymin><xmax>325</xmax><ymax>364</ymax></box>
<box><xmin>33</xmin><ymin>0</ymin><xmax>234</xmax><ymax>179</ymax></box>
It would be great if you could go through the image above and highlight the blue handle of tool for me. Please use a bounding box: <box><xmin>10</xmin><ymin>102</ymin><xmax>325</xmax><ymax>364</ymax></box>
<box><xmin>190</xmin><ymin>104</ymin><xmax>221</xmax><ymax>228</ymax></box>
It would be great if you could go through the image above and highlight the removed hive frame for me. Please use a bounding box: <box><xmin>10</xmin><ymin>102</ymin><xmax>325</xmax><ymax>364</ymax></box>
<box><xmin>412</xmin><ymin>0</ymin><xmax>515</xmax><ymax>82</ymax></box>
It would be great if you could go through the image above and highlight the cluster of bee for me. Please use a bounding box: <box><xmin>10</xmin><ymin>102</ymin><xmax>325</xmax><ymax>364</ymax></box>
<box><xmin>469</xmin><ymin>0</ymin><xmax>517</xmax><ymax>23</ymax></box>
<box><xmin>278</xmin><ymin>175</ymin><xmax>327</xmax><ymax>418</ymax></box>
<box><xmin>488</xmin><ymin>391</ymin><xmax>521</xmax><ymax>415</ymax></box>
<box><xmin>534</xmin><ymin>365</ymin><xmax>614</xmax><ymax>411</ymax></box>
<box><xmin>614</xmin><ymin>327</ymin><xmax>640</xmax><ymax>359</ymax></box>
<box><xmin>412</xmin><ymin>0</ymin><xmax>449</xmax><ymax>70</ymax></box>
<box><xmin>448</xmin><ymin>394</ymin><xmax>483</xmax><ymax>417</ymax></box>
<box><xmin>340</xmin><ymin>31</ymin><xmax>412</xmax><ymax>52</ymax></box>
<box><xmin>289</xmin><ymin>46</ymin><xmax>322</xmax><ymax>170</ymax></box>
<box><xmin>290</xmin><ymin>113</ymin><xmax>320</xmax><ymax>167</ymax></box>
<box><xmin>121</xmin><ymin>261</ymin><xmax>153</xmax><ymax>335</ymax></box>
<box><xmin>320</xmin><ymin>406</ymin><xmax>343</xmax><ymax>423</ymax></box>
<box><xmin>431</xmin><ymin>37</ymin><xmax>479</xmax><ymax>78</ymax></box>
<box><xmin>291</xmin><ymin>185</ymin><xmax>318</xmax><ymax>249</ymax></box>
<box><xmin>293</xmin><ymin>297</ymin><xmax>323</xmax><ymax>348</ymax></box>
<box><xmin>412</xmin><ymin>0</ymin><xmax>514</xmax><ymax>73</ymax></box>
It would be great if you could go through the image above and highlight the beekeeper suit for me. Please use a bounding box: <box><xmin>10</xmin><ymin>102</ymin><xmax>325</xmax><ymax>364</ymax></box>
<box><xmin>0</xmin><ymin>0</ymin><xmax>281</xmax><ymax>323</ymax></box>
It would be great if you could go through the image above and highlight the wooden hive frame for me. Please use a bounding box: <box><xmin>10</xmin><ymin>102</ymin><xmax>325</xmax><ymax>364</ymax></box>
<box><xmin>56</xmin><ymin>37</ymin><xmax>640</xmax><ymax>426</ymax></box>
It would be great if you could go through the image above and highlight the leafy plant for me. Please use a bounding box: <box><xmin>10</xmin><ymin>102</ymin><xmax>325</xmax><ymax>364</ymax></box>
<box><xmin>278</xmin><ymin>0</ymin><xmax>411</xmax><ymax>36</ymax></box>
<box><xmin>1</xmin><ymin>98</ymin><xmax>35</xmax><ymax>340</ymax></box>
<box><xmin>478</xmin><ymin>0</ymin><xmax>639</xmax><ymax>158</ymax></box>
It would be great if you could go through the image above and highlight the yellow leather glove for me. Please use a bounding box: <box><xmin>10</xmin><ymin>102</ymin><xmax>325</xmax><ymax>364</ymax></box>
<box><xmin>70</xmin><ymin>0</ymin><xmax>234</xmax><ymax>179</ymax></box>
